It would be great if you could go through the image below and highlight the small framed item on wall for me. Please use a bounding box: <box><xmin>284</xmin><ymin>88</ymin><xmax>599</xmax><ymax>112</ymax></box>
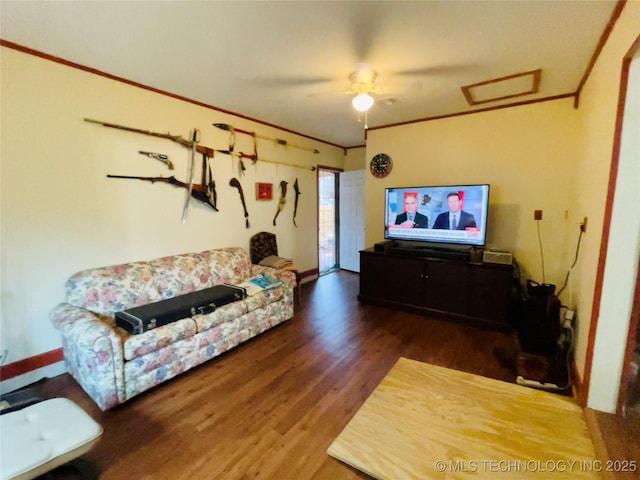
<box><xmin>256</xmin><ymin>182</ymin><xmax>273</xmax><ymax>200</ymax></box>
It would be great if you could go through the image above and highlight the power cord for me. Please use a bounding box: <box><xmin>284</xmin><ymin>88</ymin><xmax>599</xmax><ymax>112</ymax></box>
<box><xmin>536</xmin><ymin>219</ymin><xmax>546</xmax><ymax>284</ymax></box>
<box><xmin>556</xmin><ymin>230</ymin><xmax>584</xmax><ymax>297</ymax></box>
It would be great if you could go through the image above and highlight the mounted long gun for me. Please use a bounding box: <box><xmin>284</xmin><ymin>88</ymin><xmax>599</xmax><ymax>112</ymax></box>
<box><xmin>106</xmin><ymin>175</ymin><xmax>218</xmax><ymax>211</ymax></box>
<box><xmin>85</xmin><ymin>117</ymin><xmax>214</xmax><ymax>167</ymax></box>
<box><xmin>86</xmin><ymin>118</ymin><xmax>218</xmax><ymax>213</ymax></box>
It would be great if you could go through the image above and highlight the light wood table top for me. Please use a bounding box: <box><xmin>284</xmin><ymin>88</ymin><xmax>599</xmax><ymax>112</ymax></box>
<box><xmin>328</xmin><ymin>357</ymin><xmax>602</xmax><ymax>479</ymax></box>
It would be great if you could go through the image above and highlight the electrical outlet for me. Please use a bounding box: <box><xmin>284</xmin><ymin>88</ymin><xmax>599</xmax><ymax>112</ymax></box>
<box><xmin>580</xmin><ymin>216</ymin><xmax>588</xmax><ymax>232</ymax></box>
<box><xmin>564</xmin><ymin>309</ymin><xmax>575</xmax><ymax>329</ymax></box>
<box><xmin>534</xmin><ymin>210</ymin><xmax>543</xmax><ymax>220</ymax></box>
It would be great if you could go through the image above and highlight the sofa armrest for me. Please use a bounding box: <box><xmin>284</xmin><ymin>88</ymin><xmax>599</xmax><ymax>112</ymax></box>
<box><xmin>50</xmin><ymin>303</ymin><xmax>125</xmax><ymax>410</ymax></box>
<box><xmin>51</xmin><ymin>303</ymin><xmax>119</xmax><ymax>345</ymax></box>
<box><xmin>250</xmin><ymin>265</ymin><xmax>297</xmax><ymax>290</ymax></box>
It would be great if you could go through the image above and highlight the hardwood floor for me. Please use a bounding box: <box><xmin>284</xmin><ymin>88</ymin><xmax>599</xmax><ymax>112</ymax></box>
<box><xmin>39</xmin><ymin>270</ymin><xmax>619</xmax><ymax>479</ymax></box>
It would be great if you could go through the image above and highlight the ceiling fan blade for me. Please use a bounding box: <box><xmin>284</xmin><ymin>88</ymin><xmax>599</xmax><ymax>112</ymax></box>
<box><xmin>307</xmin><ymin>88</ymin><xmax>353</xmax><ymax>98</ymax></box>
<box><xmin>391</xmin><ymin>64</ymin><xmax>475</xmax><ymax>77</ymax></box>
<box><xmin>252</xmin><ymin>75</ymin><xmax>337</xmax><ymax>88</ymax></box>
<box><xmin>348</xmin><ymin>4</ymin><xmax>387</xmax><ymax>61</ymax></box>
<box><xmin>377</xmin><ymin>80</ymin><xmax>423</xmax><ymax>96</ymax></box>
<box><xmin>375</xmin><ymin>96</ymin><xmax>402</xmax><ymax>108</ymax></box>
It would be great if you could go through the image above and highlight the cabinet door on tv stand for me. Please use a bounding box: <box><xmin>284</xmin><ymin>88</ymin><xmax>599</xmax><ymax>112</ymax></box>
<box><xmin>386</xmin><ymin>256</ymin><xmax>426</xmax><ymax>305</ymax></box>
<box><xmin>469</xmin><ymin>264</ymin><xmax>513</xmax><ymax>325</ymax></box>
<box><xmin>424</xmin><ymin>259</ymin><xmax>470</xmax><ymax>315</ymax></box>
<box><xmin>359</xmin><ymin>252</ymin><xmax>387</xmax><ymax>299</ymax></box>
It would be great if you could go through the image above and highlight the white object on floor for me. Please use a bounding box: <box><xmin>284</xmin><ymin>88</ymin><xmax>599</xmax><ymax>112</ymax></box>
<box><xmin>0</xmin><ymin>397</ymin><xmax>103</xmax><ymax>480</ymax></box>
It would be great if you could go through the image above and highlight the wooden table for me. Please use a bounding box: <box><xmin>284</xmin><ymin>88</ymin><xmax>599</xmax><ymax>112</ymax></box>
<box><xmin>328</xmin><ymin>358</ymin><xmax>602</xmax><ymax>479</ymax></box>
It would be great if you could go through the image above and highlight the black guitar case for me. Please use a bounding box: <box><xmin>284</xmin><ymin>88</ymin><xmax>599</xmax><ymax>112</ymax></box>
<box><xmin>115</xmin><ymin>284</ymin><xmax>246</xmax><ymax>335</ymax></box>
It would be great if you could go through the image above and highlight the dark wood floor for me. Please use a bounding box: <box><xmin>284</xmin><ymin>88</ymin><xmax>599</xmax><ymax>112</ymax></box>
<box><xmin>37</xmin><ymin>271</ymin><xmax>636</xmax><ymax>479</ymax></box>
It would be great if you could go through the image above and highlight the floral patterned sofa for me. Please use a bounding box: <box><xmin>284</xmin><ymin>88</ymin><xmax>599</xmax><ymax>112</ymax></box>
<box><xmin>50</xmin><ymin>247</ymin><xmax>295</xmax><ymax>410</ymax></box>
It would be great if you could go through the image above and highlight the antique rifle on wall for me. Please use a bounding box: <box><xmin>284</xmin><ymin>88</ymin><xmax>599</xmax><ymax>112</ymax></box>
<box><xmin>273</xmin><ymin>181</ymin><xmax>288</xmax><ymax>226</ymax></box>
<box><xmin>229</xmin><ymin>177</ymin><xmax>250</xmax><ymax>228</ymax></box>
<box><xmin>88</xmin><ymin>118</ymin><xmax>217</xmax><ymax>215</ymax></box>
<box><xmin>213</xmin><ymin>123</ymin><xmax>320</xmax><ymax>154</ymax></box>
<box><xmin>106</xmin><ymin>174</ymin><xmax>218</xmax><ymax>211</ymax></box>
<box><xmin>85</xmin><ymin>118</ymin><xmax>212</xmax><ymax>156</ymax></box>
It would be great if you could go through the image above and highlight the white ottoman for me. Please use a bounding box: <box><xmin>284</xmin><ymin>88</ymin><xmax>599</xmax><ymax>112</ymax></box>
<box><xmin>0</xmin><ymin>398</ymin><xmax>103</xmax><ymax>480</ymax></box>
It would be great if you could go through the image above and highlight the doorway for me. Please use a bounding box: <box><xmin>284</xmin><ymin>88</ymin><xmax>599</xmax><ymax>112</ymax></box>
<box><xmin>318</xmin><ymin>167</ymin><xmax>340</xmax><ymax>274</ymax></box>
<box><xmin>339</xmin><ymin>170</ymin><xmax>366</xmax><ymax>272</ymax></box>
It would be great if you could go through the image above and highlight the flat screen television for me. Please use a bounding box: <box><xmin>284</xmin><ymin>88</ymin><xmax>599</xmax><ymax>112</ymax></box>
<box><xmin>384</xmin><ymin>184</ymin><xmax>490</xmax><ymax>247</ymax></box>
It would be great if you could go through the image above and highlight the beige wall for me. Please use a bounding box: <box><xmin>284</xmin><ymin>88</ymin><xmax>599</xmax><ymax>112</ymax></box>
<box><xmin>365</xmin><ymin>98</ymin><xmax>577</xmax><ymax>286</ymax></box>
<box><xmin>570</xmin><ymin>2</ymin><xmax>639</xmax><ymax>412</ymax></box>
<box><xmin>0</xmin><ymin>47</ymin><xmax>344</xmax><ymax>387</ymax></box>
<box><xmin>344</xmin><ymin>147</ymin><xmax>366</xmax><ymax>171</ymax></box>
<box><xmin>364</xmin><ymin>2</ymin><xmax>639</xmax><ymax>412</ymax></box>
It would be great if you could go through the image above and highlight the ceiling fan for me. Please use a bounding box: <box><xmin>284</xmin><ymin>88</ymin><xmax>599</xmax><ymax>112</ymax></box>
<box><xmin>345</xmin><ymin>63</ymin><xmax>383</xmax><ymax>112</ymax></box>
<box><xmin>336</xmin><ymin>63</ymin><xmax>425</xmax><ymax>120</ymax></box>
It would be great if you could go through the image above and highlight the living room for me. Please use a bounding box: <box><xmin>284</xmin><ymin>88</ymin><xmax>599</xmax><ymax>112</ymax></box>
<box><xmin>1</xmin><ymin>1</ymin><xmax>639</xmax><ymax>477</ymax></box>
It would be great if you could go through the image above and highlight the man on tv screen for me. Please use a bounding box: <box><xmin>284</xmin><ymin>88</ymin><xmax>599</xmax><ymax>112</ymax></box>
<box><xmin>395</xmin><ymin>192</ymin><xmax>429</xmax><ymax>228</ymax></box>
<box><xmin>433</xmin><ymin>192</ymin><xmax>477</xmax><ymax>230</ymax></box>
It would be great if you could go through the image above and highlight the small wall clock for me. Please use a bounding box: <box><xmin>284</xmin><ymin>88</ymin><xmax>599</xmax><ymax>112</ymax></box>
<box><xmin>370</xmin><ymin>153</ymin><xmax>393</xmax><ymax>178</ymax></box>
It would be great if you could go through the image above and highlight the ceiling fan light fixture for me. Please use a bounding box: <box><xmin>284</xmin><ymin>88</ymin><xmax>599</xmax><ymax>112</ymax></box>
<box><xmin>352</xmin><ymin>93</ymin><xmax>374</xmax><ymax>112</ymax></box>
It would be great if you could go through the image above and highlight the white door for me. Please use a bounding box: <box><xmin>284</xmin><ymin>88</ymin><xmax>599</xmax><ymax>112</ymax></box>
<box><xmin>339</xmin><ymin>170</ymin><xmax>365</xmax><ymax>272</ymax></box>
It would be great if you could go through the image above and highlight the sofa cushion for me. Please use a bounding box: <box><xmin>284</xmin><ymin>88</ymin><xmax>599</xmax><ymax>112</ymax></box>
<box><xmin>121</xmin><ymin>318</ymin><xmax>197</xmax><ymax>361</ymax></box>
<box><xmin>196</xmin><ymin>248</ymin><xmax>252</xmax><ymax>285</ymax></box>
<box><xmin>66</xmin><ymin>261</ymin><xmax>162</xmax><ymax>315</ymax></box>
<box><xmin>192</xmin><ymin>301</ymin><xmax>248</xmax><ymax>333</ymax></box>
<box><xmin>65</xmin><ymin>247</ymin><xmax>254</xmax><ymax>315</ymax></box>
<box><xmin>146</xmin><ymin>253</ymin><xmax>213</xmax><ymax>299</ymax></box>
<box><xmin>124</xmin><ymin>336</ymin><xmax>198</xmax><ymax>384</ymax></box>
<box><xmin>243</xmin><ymin>286</ymin><xmax>285</xmax><ymax>313</ymax></box>
<box><xmin>195</xmin><ymin>310</ymin><xmax>270</xmax><ymax>355</ymax></box>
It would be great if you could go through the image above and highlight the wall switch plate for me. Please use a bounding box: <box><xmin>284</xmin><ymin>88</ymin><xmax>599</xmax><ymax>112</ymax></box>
<box><xmin>534</xmin><ymin>210</ymin><xmax>543</xmax><ymax>220</ymax></box>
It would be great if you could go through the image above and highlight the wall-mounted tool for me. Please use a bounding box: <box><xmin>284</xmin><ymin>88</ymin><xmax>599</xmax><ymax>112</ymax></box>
<box><xmin>213</xmin><ymin>123</ymin><xmax>320</xmax><ymax>154</ymax></box>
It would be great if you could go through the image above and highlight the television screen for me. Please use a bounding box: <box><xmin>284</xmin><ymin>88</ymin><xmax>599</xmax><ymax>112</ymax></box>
<box><xmin>384</xmin><ymin>184</ymin><xmax>490</xmax><ymax>246</ymax></box>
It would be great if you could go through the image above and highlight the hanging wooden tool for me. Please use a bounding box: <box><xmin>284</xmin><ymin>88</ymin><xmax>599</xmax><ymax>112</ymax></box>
<box><xmin>213</xmin><ymin>123</ymin><xmax>320</xmax><ymax>154</ymax></box>
<box><xmin>293</xmin><ymin>178</ymin><xmax>301</xmax><ymax>228</ymax></box>
<box><xmin>229</xmin><ymin>177</ymin><xmax>250</xmax><ymax>228</ymax></box>
<box><xmin>273</xmin><ymin>181</ymin><xmax>288</xmax><ymax>226</ymax></box>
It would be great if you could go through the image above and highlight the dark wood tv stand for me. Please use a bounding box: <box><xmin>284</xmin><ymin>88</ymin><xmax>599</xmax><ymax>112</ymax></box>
<box><xmin>358</xmin><ymin>247</ymin><xmax>514</xmax><ymax>330</ymax></box>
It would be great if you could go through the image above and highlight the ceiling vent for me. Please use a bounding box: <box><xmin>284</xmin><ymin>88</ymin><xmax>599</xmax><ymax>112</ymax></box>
<box><xmin>462</xmin><ymin>69</ymin><xmax>541</xmax><ymax>106</ymax></box>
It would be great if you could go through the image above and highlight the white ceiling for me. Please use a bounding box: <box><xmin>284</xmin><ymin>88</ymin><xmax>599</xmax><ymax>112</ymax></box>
<box><xmin>1</xmin><ymin>1</ymin><xmax>618</xmax><ymax>148</ymax></box>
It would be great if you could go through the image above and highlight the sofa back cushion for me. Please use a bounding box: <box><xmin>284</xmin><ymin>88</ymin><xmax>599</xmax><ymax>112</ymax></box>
<box><xmin>65</xmin><ymin>247</ymin><xmax>252</xmax><ymax>315</ymax></box>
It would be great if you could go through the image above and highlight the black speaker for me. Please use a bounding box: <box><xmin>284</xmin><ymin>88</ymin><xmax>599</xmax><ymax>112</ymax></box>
<box><xmin>374</xmin><ymin>241</ymin><xmax>393</xmax><ymax>252</ymax></box>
